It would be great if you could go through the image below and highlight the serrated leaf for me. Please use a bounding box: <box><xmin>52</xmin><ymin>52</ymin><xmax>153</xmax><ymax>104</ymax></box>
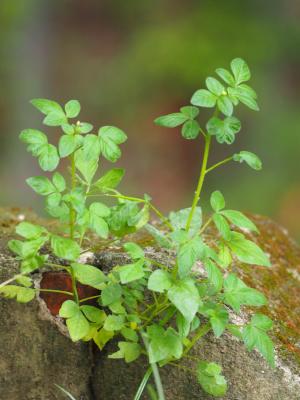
<box><xmin>145</xmin><ymin>224</ymin><xmax>172</xmax><ymax>249</ymax></box>
<box><xmin>16</xmin><ymin>222</ymin><xmax>47</xmax><ymax>239</ymax></box>
<box><xmin>230</xmin><ymin>58</ymin><xmax>251</xmax><ymax>85</ymax></box>
<box><xmin>93</xmin><ymin>168</ymin><xmax>125</xmax><ymax>192</ymax></box>
<box><xmin>123</xmin><ymin>242</ymin><xmax>144</xmax><ymax>260</ymax></box>
<box><xmin>167</xmin><ymin>278</ymin><xmax>200</xmax><ymax>322</ymax></box>
<box><xmin>213</xmin><ymin>214</ymin><xmax>231</xmax><ymax>241</ymax></box>
<box><xmin>148</xmin><ymin>270</ymin><xmax>172</xmax><ymax>293</ymax></box>
<box><xmin>221</xmin><ymin>210</ymin><xmax>258</xmax><ymax>232</ymax></box>
<box><xmin>59</xmin><ymin>134</ymin><xmax>78</xmax><ymax>158</ymax></box>
<box><xmin>101</xmin><ymin>283</ymin><xmax>122</xmax><ymax>306</ymax></box>
<box><xmin>177</xmin><ymin>236</ymin><xmax>205</xmax><ymax>278</ymax></box>
<box><xmin>207</xmin><ymin>116</ymin><xmax>241</xmax><ymax>145</ymax></box>
<box><xmin>204</xmin><ymin>259</ymin><xmax>223</xmax><ymax>292</ymax></box>
<box><xmin>118</xmin><ymin>259</ymin><xmax>145</xmax><ymax>284</ymax></box>
<box><xmin>169</xmin><ymin>207</ymin><xmax>202</xmax><ymax>235</ymax></box>
<box><xmin>147</xmin><ymin>324</ymin><xmax>182</xmax><ymax>363</ymax></box>
<box><xmin>98</xmin><ymin>126</ymin><xmax>127</xmax><ymax>163</ymax></box>
<box><xmin>51</xmin><ymin>235</ymin><xmax>80</xmax><ymax>261</ymax></box>
<box><xmin>75</xmin><ymin>148</ymin><xmax>98</xmax><ymax>183</ymax></box>
<box><xmin>197</xmin><ymin>361</ymin><xmax>227</xmax><ymax>396</ymax></box>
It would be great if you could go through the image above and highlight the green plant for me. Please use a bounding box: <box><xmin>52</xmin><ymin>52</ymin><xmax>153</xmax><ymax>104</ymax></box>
<box><xmin>1</xmin><ymin>58</ymin><xmax>275</xmax><ymax>399</ymax></box>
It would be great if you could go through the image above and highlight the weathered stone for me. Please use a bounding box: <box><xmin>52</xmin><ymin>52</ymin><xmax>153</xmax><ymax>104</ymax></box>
<box><xmin>0</xmin><ymin>208</ymin><xmax>299</xmax><ymax>399</ymax></box>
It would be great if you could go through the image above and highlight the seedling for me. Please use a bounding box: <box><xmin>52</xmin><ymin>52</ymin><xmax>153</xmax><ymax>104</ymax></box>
<box><xmin>1</xmin><ymin>58</ymin><xmax>274</xmax><ymax>399</ymax></box>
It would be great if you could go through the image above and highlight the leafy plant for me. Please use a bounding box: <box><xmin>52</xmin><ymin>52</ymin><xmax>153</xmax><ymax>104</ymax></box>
<box><xmin>1</xmin><ymin>58</ymin><xmax>275</xmax><ymax>399</ymax></box>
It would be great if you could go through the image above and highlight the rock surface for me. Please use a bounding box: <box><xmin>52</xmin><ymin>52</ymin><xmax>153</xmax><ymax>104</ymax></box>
<box><xmin>0</xmin><ymin>208</ymin><xmax>299</xmax><ymax>399</ymax></box>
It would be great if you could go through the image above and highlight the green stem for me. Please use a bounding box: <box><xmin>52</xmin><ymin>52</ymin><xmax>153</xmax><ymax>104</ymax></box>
<box><xmin>69</xmin><ymin>152</ymin><xmax>76</xmax><ymax>240</ymax></box>
<box><xmin>205</xmin><ymin>156</ymin><xmax>233</xmax><ymax>174</ymax></box>
<box><xmin>38</xmin><ymin>289</ymin><xmax>73</xmax><ymax>296</ymax></box>
<box><xmin>0</xmin><ymin>273</ymin><xmax>25</xmax><ymax>289</ymax></box>
<box><xmin>142</xmin><ymin>333</ymin><xmax>166</xmax><ymax>400</ymax></box>
<box><xmin>133</xmin><ymin>367</ymin><xmax>152</xmax><ymax>400</ymax></box>
<box><xmin>79</xmin><ymin>295</ymin><xmax>101</xmax><ymax>303</ymax></box>
<box><xmin>70</xmin><ymin>266</ymin><xmax>79</xmax><ymax>304</ymax></box>
<box><xmin>183</xmin><ymin>323</ymin><xmax>210</xmax><ymax>357</ymax></box>
<box><xmin>198</xmin><ymin>216</ymin><xmax>213</xmax><ymax>235</ymax></box>
<box><xmin>185</xmin><ymin>135</ymin><xmax>211</xmax><ymax>232</ymax></box>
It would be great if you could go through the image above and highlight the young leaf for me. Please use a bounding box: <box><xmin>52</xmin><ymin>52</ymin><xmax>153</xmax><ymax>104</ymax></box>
<box><xmin>191</xmin><ymin>89</ymin><xmax>217</xmax><ymax>108</ymax></box>
<box><xmin>167</xmin><ymin>278</ymin><xmax>201</xmax><ymax>323</ymax></box>
<box><xmin>98</xmin><ymin>126</ymin><xmax>127</xmax><ymax>162</ymax></box>
<box><xmin>58</xmin><ymin>135</ymin><xmax>78</xmax><ymax>158</ymax></box>
<box><xmin>215</xmin><ymin>68</ymin><xmax>235</xmax><ymax>86</ymax></box>
<box><xmin>38</xmin><ymin>144</ymin><xmax>59</xmax><ymax>171</ymax></box>
<box><xmin>233</xmin><ymin>151</ymin><xmax>262</xmax><ymax>170</ymax></box>
<box><xmin>123</xmin><ymin>242</ymin><xmax>144</xmax><ymax>260</ymax></box>
<box><xmin>228</xmin><ymin>87</ymin><xmax>259</xmax><ymax>111</ymax></box>
<box><xmin>52</xmin><ymin>172</ymin><xmax>66</xmax><ymax>192</ymax></box>
<box><xmin>181</xmin><ymin>120</ymin><xmax>200</xmax><ymax>140</ymax></box>
<box><xmin>147</xmin><ymin>270</ymin><xmax>172</xmax><ymax>293</ymax></box>
<box><xmin>197</xmin><ymin>361</ymin><xmax>227</xmax><ymax>397</ymax></box>
<box><xmin>230</xmin><ymin>58</ymin><xmax>251</xmax><ymax>85</ymax></box>
<box><xmin>65</xmin><ymin>100</ymin><xmax>81</xmax><ymax>118</ymax></box>
<box><xmin>206</xmin><ymin>116</ymin><xmax>241</xmax><ymax>145</ymax></box>
<box><xmin>72</xmin><ymin>262</ymin><xmax>106</xmax><ymax>289</ymax></box>
<box><xmin>118</xmin><ymin>259</ymin><xmax>145</xmax><ymax>284</ymax></box>
<box><xmin>26</xmin><ymin>176</ymin><xmax>55</xmax><ymax>196</ymax></box>
<box><xmin>206</xmin><ymin>77</ymin><xmax>225</xmax><ymax>96</ymax></box>
<box><xmin>227</xmin><ymin>232</ymin><xmax>271</xmax><ymax>267</ymax></box>
<box><xmin>221</xmin><ymin>210</ymin><xmax>258</xmax><ymax>233</ymax></box>
<box><xmin>217</xmin><ymin>96</ymin><xmax>233</xmax><ymax>117</ymax></box>
<box><xmin>242</xmin><ymin>314</ymin><xmax>274</xmax><ymax>367</ymax></box>
<box><xmin>77</xmin><ymin>122</ymin><xmax>93</xmax><ymax>134</ymax></box>
<box><xmin>61</xmin><ymin>123</ymin><xmax>75</xmax><ymax>135</ymax></box>
<box><xmin>147</xmin><ymin>325</ymin><xmax>183</xmax><ymax>363</ymax></box>
<box><xmin>154</xmin><ymin>113</ymin><xmax>188</xmax><ymax>128</ymax></box>
<box><xmin>43</xmin><ymin>111</ymin><xmax>67</xmax><ymax>127</ymax></box>
<box><xmin>16</xmin><ymin>222</ymin><xmax>47</xmax><ymax>239</ymax></box>
<box><xmin>224</xmin><ymin>273</ymin><xmax>267</xmax><ymax>312</ymax></box>
<box><xmin>93</xmin><ymin>168</ymin><xmax>125</xmax><ymax>192</ymax></box>
<box><xmin>31</xmin><ymin>98</ymin><xmax>64</xmax><ymax>115</ymax></box>
<box><xmin>210</xmin><ymin>190</ymin><xmax>225</xmax><ymax>212</ymax></box>
<box><xmin>180</xmin><ymin>106</ymin><xmax>199</xmax><ymax>119</ymax></box>
<box><xmin>51</xmin><ymin>235</ymin><xmax>81</xmax><ymax>261</ymax></box>
<box><xmin>109</xmin><ymin>341</ymin><xmax>141</xmax><ymax>363</ymax></box>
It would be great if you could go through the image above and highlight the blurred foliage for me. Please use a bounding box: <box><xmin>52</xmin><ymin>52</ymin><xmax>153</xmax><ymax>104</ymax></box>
<box><xmin>0</xmin><ymin>0</ymin><xmax>299</xmax><ymax>239</ymax></box>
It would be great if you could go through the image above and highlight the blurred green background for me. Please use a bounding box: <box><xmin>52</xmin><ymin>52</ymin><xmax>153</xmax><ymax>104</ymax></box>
<box><xmin>1</xmin><ymin>0</ymin><xmax>300</xmax><ymax>239</ymax></box>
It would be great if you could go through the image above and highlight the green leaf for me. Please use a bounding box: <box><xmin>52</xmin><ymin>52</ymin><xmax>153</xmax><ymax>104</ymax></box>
<box><xmin>109</xmin><ymin>341</ymin><xmax>141</xmax><ymax>363</ymax></box>
<box><xmin>224</xmin><ymin>273</ymin><xmax>267</xmax><ymax>312</ymax></box>
<box><xmin>228</xmin><ymin>87</ymin><xmax>259</xmax><ymax>111</ymax></box>
<box><xmin>121</xmin><ymin>327</ymin><xmax>138</xmax><ymax>342</ymax></box>
<box><xmin>233</xmin><ymin>151</ymin><xmax>262</xmax><ymax>170</ymax></box>
<box><xmin>31</xmin><ymin>98</ymin><xmax>64</xmax><ymax>115</ymax></box>
<box><xmin>72</xmin><ymin>262</ymin><xmax>106</xmax><ymax>289</ymax></box>
<box><xmin>123</xmin><ymin>242</ymin><xmax>144</xmax><ymax>260</ymax></box>
<box><xmin>147</xmin><ymin>325</ymin><xmax>183</xmax><ymax>363</ymax></box>
<box><xmin>217</xmin><ymin>96</ymin><xmax>233</xmax><ymax>117</ymax></box>
<box><xmin>66</xmin><ymin>310</ymin><xmax>90</xmax><ymax>342</ymax></box>
<box><xmin>93</xmin><ymin>328</ymin><xmax>114</xmax><ymax>350</ymax></box>
<box><xmin>104</xmin><ymin>315</ymin><xmax>125</xmax><ymax>331</ymax></box>
<box><xmin>101</xmin><ymin>283</ymin><xmax>122</xmax><ymax>306</ymax></box>
<box><xmin>213</xmin><ymin>214</ymin><xmax>231</xmax><ymax>241</ymax></box>
<box><xmin>169</xmin><ymin>207</ymin><xmax>202</xmax><ymax>235</ymax></box>
<box><xmin>16</xmin><ymin>222</ymin><xmax>46</xmax><ymax>239</ymax></box>
<box><xmin>78</xmin><ymin>122</ymin><xmax>93</xmax><ymax>134</ymax></box>
<box><xmin>98</xmin><ymin>126</ymin><xmax>127</xmax><ymax>162</ymax></box>
<box><xmin>59</xmin><ymin>300</ymin><xmax>79</xmax><ymax>318</ymax></box>
<box><xmin>43</xmin><ymin>111</ymin><xmax>67</xmax><ymax>126</ymax></box>
<box><xmin>26</xmin><ymin>176</ymin><xmax>55</xmax><ymax>196</ymax></box>
<box><xmin>221</xmin><ymin>210</ymin><xmax>258</xmax><ymax>233</ymax></box>
<box><xmin>206</xmin><ymin>77</ymin><xmax>225</xmax><ymax>96</ymax></box>
<box><xmin>93</xmin><ymin>168</ymin><xmax>125</xmax><ymax>192</ymax></box>
<box><xmin>61</xmin><ymin>123</ymin><xmax>75</xmax><ymax>135</ymax></box>
<box><xmin>118</xmin><ymin>259</ymin><xmax>145</xmax><ymax>284</ymax></box>
<box><xmin>215</xmin><ymin>68</ymin><xmax>235</xmax><ymax>86</ymax></box>
<box><xmin>154</xmin><ymin>113</ymin><xmax>188</xmax><ymax>128</ymax></box>
<box><xmin>227</xmin><ymin>232</ymin><xmax>271</xmax><ymax>267</ymax></box>
<box><xmin>242</xmin><ymin>314</ymin><xmax>274</xmax><ymax>367</ymax></box>
<box><xmin>210</xmin><ymin>190</ymin><xmax>225</xmax><ymax>212</ymax></box>
<box><xmin>51</xmin><ymin>235</ymin><xmax>80</xmax><ymax>261</ymax></box>
<box><xmin>19</xmin><ymin>129</ymin><xmax>48</xmax><ymax>147</ymax></box>
<box><xmin>38</xmin><ymin>144</ymin><xmax>59</xmax><ymax>171</ymax></box>
<box><xmin>199</xmin><ymin>303</ymin><xmax>228</xmax><ymax>337</ymax></box>
<box><xmin>217</xmin><ymin>244</ymin><xmax>232</xmax><ymax>269</ymax></box>
<box><xmin>0</xmin><ymin>285</ymin><xmax>35</xmax><ymax>303</ymax></box>
<box><xmin>180</xmin><ymin>106</ymin><xmax>199</xmax><ymax>119</ymax></box>
<box><xmin>20</xmin><ymin>254</ymin><xmax>48</xmax><ymax>273</ymax></box>
<box><xmin>197</xmin><ymin>361</ymin><xmax>227</xmax><ymax>397</ymax></box>
<box><xmin>176</xmin><ymin>313</ymin><xmax>190</xmax><ymax>338</ymax></box>
<box><xmin>145</xmin><ymin>224</ymin><xmax>172</xmax><ymax>249</ymax></box>
<box><xmin>204</xmin><ymin>259</ymin><xmax>223</xmax><ymax>292</ymax></box>
<box><xmin>58</xmin><ymin>135</ymin><xmax>78</xmax><ymax>158</ymax></box>
<box><xmin>89</xmin><ymin>202</ymin><xmax>110</xmax><ymax>238</ymax></box>
<box><xmin>177</xmin><ymin>236</ymin><xmax>205</xmax><ymax>278</ymax></box>
<box><xmin>167</xmin><ymin>278</ymin><xmax>201</xmax><ymax>323</ymax></box>
<box><xmin>16</xmin><ymin>276</ymin><xmax>32</xmax><ymax>287</ymax></box>
<box><xmin>230</xmin><ymin>58</ymin><xmax>251</xmax><ymax>85</ymax></box>
<box><xmin>52</xmin><ymin>172</ymin><xmax>66</xmax><ymax>192</ymax></box>
<box><xmin>80</xmin><ymin>305</ymin><xmax>106</xmax><ymax>324</ymax></box>
<box><xmin>75</xmin><ymin>148</ymin><xmax>98</xmax><ymax>183</ymax></box>
<box><xmin>83</xmin><ymin>134</ymin><xmax>101</xmax><ymax>160</ymax></box>
<box><xmin>191</xmin><ymin>89</ymin><xmax>217</xmax><ymax>108</ymax></box>
<box><xmin>148</xmin><ymin>270</ymin><xmax>172</xmax><ymax>293</ymax></box>
<box><xmin>207</xmin><ymin>116</ymin><xmax>241</xmax><ymax>145</ymax></box>
<box><xmin>65</xmin><ymin>100</ymin><xmax>81</xmax><ymax>118</ymax></box>
<box><xmin>181</xmin><ymin>120</ymin><xmax>200</xmax><ymax>140</ymax></box>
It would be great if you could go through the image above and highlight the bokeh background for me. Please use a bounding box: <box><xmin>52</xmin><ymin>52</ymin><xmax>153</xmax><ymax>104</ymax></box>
<box><xmin>0</xmin><ymin>0</ymin><xmax>300</xmax><ymax>239</ymax></box>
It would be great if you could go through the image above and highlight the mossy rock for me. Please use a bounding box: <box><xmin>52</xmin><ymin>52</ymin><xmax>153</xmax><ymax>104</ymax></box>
<box><xmin>0</xmin><ymin>208</ymin><xmax>299</xmax><ymax>399</ymax></box>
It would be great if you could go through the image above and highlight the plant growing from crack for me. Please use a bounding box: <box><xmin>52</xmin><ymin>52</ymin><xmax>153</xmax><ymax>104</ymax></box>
<box><xmin>1</xmin><ymin>58</ymin><xmax>275</xmax><ymax>399</ymax></box>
